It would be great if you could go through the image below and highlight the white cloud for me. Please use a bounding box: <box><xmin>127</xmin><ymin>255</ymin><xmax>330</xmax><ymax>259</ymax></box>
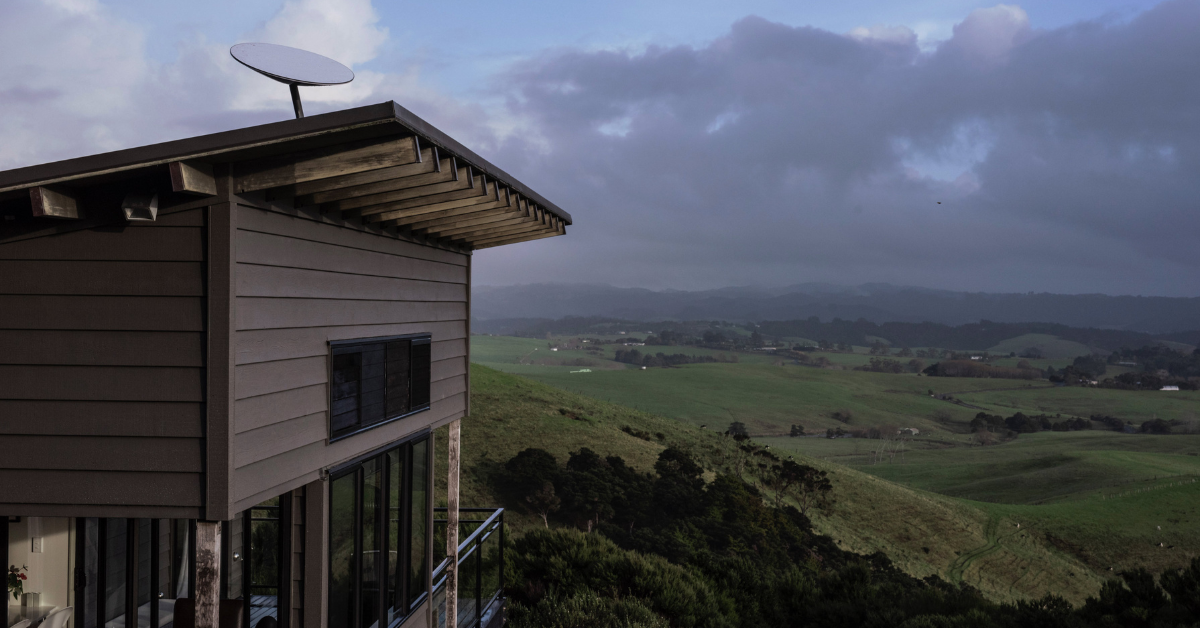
<box><xmin>947</xmin><ymin>4</ymin><xmax>1031</xmax><ymax>64</ymax></box>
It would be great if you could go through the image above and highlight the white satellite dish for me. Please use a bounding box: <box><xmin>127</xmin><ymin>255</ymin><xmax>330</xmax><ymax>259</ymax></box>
<box><xmin>230</xmin><ymin>43</ymin><xmax>355</xmax><ymax>119</ymax></box>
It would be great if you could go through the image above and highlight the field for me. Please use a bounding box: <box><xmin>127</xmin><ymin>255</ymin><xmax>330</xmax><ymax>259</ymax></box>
<box><xmin>466</xmin><ymin>334</ymin><xmax>1200</xmax><ymax>603</ymax></box>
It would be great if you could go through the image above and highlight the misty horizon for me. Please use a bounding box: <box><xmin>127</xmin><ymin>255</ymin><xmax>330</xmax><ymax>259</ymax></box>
<box><xmin>472</xmin><ymin>281</ymin><xmax>1200</xmax><ymax>300</ymax></box>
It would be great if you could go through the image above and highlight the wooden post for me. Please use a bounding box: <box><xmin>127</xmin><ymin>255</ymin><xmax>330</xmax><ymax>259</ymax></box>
<box><xmin>445</xmin><ymin>419</ymin><xmax>461</xmax><ymax>628</ymax></box>
<box><xmin>195</xmin><ymin>521</ymin><xmax>222</xmax><ymax>628</ymax></box>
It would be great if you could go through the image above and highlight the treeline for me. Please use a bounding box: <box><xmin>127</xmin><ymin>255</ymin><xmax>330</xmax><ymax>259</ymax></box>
<box><xmin>614</xmin><ymin>348</ymin><xmax>738</xmax><ymax>368</ymax></box>
<box><xmin>971</xmin><ymin>412</ymin><xmax>1088</xmax><ymax>435</ymax></box>
<box><xmin>499</xmin><ymin>446</ymin><xmax>1200</xmax><ymax>628</ymax></box>
<box><xmin>486</xmin><ymin>314</ymin><xmax>1199</xmax><ymax>354</ymax></box>
<box><xmin>923</xmin><ymin>360</ymin><xmax>1042</xmax><ymax>380</ymax></box>
<box><xmin>755</xmin><ymin>317</ymin><xmax>1189</xmax><ymax>352</ymax></box>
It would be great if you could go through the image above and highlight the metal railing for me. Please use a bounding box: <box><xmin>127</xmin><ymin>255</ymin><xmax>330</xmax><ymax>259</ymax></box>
<box><xmin>431</xmin><ymin>507</ymin><xmax>505</xmax><ymax>628</ymax></box>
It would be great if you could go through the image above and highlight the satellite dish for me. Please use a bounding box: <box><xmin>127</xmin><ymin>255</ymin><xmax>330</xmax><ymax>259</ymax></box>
<box><xmin>230</xmin><ymin>43</ymin><xmax>355</xmax><ymax>119</ymax></box>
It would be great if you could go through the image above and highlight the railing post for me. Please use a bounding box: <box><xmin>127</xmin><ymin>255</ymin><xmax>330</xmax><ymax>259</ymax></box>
<box><xmin>446</xmin><ymin>419</ymin><xmax>462</xmax><ymax>628</ymax></box>
<box><xmin>499</xmin><ymin>510</ymin><xmax>505</xmax><ymax>607</ymax></box>
<box><xmin>475</xmin><ymin>537</ymin><xmax>482</xmax><ymax>627</ymax></box>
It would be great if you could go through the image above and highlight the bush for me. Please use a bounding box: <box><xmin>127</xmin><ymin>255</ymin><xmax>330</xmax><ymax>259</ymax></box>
<box><xmin>510</xmin><ymin>589</ymin><xmax>669</xmax><ymax>628</ymax></box>
<box><xmin>506</xmin><ymin>528</ymin><xmax>735</xmax><ymax>628</ymax></box>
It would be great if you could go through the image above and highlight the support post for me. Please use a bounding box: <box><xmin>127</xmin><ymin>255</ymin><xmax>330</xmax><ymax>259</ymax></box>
<box><xmin>445</xmin><ymin>419</ymin><xmax>461</xmax><ymax>628</ymax></box>
<box><xmin>195</xmin><ymin>521</ymin><xmax>222</xmax><ymax>628</ymax></box>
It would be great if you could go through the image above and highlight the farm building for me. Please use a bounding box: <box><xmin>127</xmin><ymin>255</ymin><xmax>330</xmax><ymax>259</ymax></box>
<box><xmin>0</xmin><ymin>102</ymin><xmax>569</xmax><ymax>628</ymax></box>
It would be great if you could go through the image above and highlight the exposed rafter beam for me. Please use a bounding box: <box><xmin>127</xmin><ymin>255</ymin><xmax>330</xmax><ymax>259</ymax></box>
<box><xmin>453</xmin><ymin>217</ymin><xmax>550</xmax><ymax>243</ymax></box>
<box><xmin>288</xmin><ymin>146</ymin><xmax>436</xmax><ymax>197</ymax></box>
<box><xmin>234</xmin><ymin>134</ymin><xmax>418</xmax><ymax>193</ymax></box>
<box><xmin>169</xmin><ymin>161</ymin><xmax>217</xmax><ymax>196</ymax></box>
<box><xmin>381</xmin><ymin>197</ymin><xmax>509</xmax><ymax>229</ymax></box>
<box><xmin>471</xmin><ymin>226</ymin><xmax>564</xmax><ymax>249</ymax></box>
<box><xmin>30</xmin><ymin>186</ymin><xmax>80</xmax><ymax>219</ymax></box>
<box><xmin>409</xmin><ymin>204</ymin><xmax>524</xmax><ymax>235</ymax></box>
<box><xmin>296</xmin><ymin>156</ymin><xmax>458</xmax><ymax>206</ymax></box>
<box><xmin>323</xmin><ymin>167</ymin><xmax>473</xmax><ymax>214</ymax></box>
<box><xmin>361</xmin><ymin>176</ymin><xmax>492</xmax><ymax>222</ymax></box>
<box><xmin>404</xmin><ymin>189</ymin><xmax>517</xmax><ymax>231</ymax></box>
<box><xmin>433</xmin><ymin>209</ymin><xmax>540</xmax><ymax>239</ymax></box>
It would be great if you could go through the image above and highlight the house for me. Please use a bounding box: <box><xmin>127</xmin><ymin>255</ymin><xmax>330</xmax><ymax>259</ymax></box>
<box><xmin>0</xmin><ymin>102</ymin><xmax>569</xmax><ymax>628</ymax></box>
<box><xmin>1161</xmin><ymin>386</ymin><xmax>1180</xmax><ymax>391</ymax></box>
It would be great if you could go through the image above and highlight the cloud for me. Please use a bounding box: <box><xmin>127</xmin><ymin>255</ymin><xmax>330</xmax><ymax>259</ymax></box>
<box><xmin>0</xmin><ymin>0</ymin><xmax>459</xmax><ymax>168</ymax></box>
<box><xmin>475</xmin><ymin>2</ymin><xmax>1200</xmax><ymax>297</ymax></box>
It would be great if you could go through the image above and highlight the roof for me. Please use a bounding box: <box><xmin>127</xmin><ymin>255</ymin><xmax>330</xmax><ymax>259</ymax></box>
<box><xmin>0</xmin><ymin>101</ymin><xmax>568</xmax><ymax>250</ymax></box>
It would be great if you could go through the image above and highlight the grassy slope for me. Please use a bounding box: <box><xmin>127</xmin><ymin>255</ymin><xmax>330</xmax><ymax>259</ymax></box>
<box><xmin>443</xmin><ymin>364</ymin><xmax>1122</xmax><ymax>604</ymax></box>
<box><xmin>987</xmin><ymin>333</ymin><xmax>1096</xmax><ymax>359</ymax></box>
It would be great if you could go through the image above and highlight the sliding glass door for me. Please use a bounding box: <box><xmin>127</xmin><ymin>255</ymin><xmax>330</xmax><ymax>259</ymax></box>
<box><xmin>329</xmin><ymin>435</ymin><xmax>430</xmax><ymax>628</ymax></box>
<box><xmin>75</xmin><ymin>518</ymin><xmax>191</xmax><ymax>628</ymax></box>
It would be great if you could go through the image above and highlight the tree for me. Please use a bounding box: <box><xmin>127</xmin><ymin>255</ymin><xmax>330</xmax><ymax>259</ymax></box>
<box><xmin>789</xmin><ymin>424</ymin><xmax>805</xmax><ymax>437</ymax></box>
<box><xmin>790</xmin><ymin>463</ymin><xmax>833</xmax><ymax>515</ymax></box>
<box><xmin>526</xmin><ymin>482</ymin><xmax>561</xmax><ymax>528</ymax></box>
<box><xmin>727</xmin><ymin>421</ymin><xmax>748</xmax><ymax>436</ymax></box>
<box><xmin>749</xmin><ymin>331</ymin><xmax>764</xmax><ymax>347</ymax></box>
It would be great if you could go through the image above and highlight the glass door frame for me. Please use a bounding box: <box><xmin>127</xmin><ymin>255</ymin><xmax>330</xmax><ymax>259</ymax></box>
<box><xmin>327</xmin><ymin>430</ymin><xmax>431</xmax><ymax>628</ymax></box>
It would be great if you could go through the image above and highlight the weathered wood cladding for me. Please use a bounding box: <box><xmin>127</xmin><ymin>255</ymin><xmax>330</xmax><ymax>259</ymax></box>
<box><xmin>230</xmin><ymin>204</ymin><xmax>469</xmax><ymax>511</ymax></box>
<box><xmin>0</xmin><ymin>207</ymin><xmax>207</xmax><ymax>517</ymax></box>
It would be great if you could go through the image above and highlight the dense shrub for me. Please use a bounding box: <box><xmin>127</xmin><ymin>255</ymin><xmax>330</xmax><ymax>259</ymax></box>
<box><xmin>499</xmin><ymin>446</ymin><xmax>1200</xmax><ymax>628</ymax></box>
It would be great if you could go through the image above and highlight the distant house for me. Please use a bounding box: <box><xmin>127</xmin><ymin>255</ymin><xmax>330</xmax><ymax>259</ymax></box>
<box><xmin>1161</xmin><ymin>385</ymin><xmax>1180</xmax><ymax>391</ymax></box>
<box><xmin>551</xmin><ymin>347</ymin><xmax>559</xmax><ymax>351</ymax></box>
<box><xmin>899</xmin><ymin>428</ymin><xmax>920</xmax><ymax>436</ymax></box>
<box><xmin>970</xmin><ymin>356</ymin><xmax>982</xmax><ymax>361</ymax></box>
<box><xmin>1118</xmin><ymin>361</ymin><xmax>1138</xmax><ymax>366</ymax></box>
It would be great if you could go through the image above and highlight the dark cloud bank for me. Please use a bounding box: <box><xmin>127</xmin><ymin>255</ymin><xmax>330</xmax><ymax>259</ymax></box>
<box><xmin>475</xmin><ymin>1</ymin><xmax>1200</xmax><ymax>298</ymax></box>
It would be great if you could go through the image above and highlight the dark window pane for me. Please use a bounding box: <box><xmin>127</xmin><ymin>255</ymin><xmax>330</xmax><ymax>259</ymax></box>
<box><xmin>361</xmin><ymin>460</ymin><xmax>382</xmax><ymax>628</ymax></box>
<box><xmin>332</xmin><ymin>350</ymin><xmax>363</xmax><ymax>436</ymax></box>
<box><xmin>250</xmin><ymin>498</ymin><xmax>281</xmax><ymax>628</ymax></box>
<box><xmin>138</xmin><ymin>519</ymin><xmax>152</xmax><ymax>610</ymax></box>
<box><xmin>387</xmin><ymin>449</ymin><xmax>403</xmax><ymax>623</ymax></box>
<box><xmin>410</xmin><ymin>341</ymin><xmax>431</xmax><ymax>409</ymax></box>
<box><xmin>105</xmin><ymin>519</ymin><xmax>127</xmax><ymax>626</ymax></box>
<box><xmin>385</xmin><ymin>340</ymin><xmax>411</xmax><ymax>417</ymax></box>
<box><xmin>408</xmin><ymin>439</ymin><xmax>429</xmax><ymax>607</ymax></box>
<box><xmin>83</xmin><ymin>519</ymin><xmax>98</xmax><ymax>628</ymax></box>
<box><xmin>329</xmin><ymin>474</ymin><xmax>357</xmax><ymax>628</ymax></box>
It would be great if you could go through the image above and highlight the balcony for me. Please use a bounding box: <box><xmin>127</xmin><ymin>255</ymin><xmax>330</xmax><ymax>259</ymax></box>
<box><xmin>431</xmin><ymin>508</ymin><xmax>505</xmax><ymax>628</ymax></box>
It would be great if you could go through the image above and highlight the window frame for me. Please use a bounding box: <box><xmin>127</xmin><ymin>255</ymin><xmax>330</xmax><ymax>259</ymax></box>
<box><xmin>328</xmin><ymin>333</ymin><xmax>433</xmax><ymax>443</ymax></box>
<box><xmin>328</xmin><ymin>432</ymin><xmax>432</xmax><ymax>628</ymax></box>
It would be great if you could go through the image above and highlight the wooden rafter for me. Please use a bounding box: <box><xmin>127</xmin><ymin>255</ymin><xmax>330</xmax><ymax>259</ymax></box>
<box><xmin>363</xmin><ymin>177</ymin><xmax>493</xmax><ymax>222</ymax></box>
<box><xmin>434</xmin><ymin>209</ymin><xmax>541</xmax><ymax>239</ymax></box>
<box><xmin>169</xmin><ymin>161</ymin><xmax>217</xmax><ymax>196</ymax></box>
<box><xmin>411</xmin><ymin>205</ymin><xmax>525</xmax><ymax>235</ymax></box>
<box><xmin>234</xmin><ymin>135</ymin><xmax>419</xmax><ymax>193</ymax></box>
<box><xmin>289</xmin><ymin>146</ymin><xmax>436</xmax><ymax>197</ymax></box>
<box><xmin>471</xmin><ymin>225</ymin><xmax>564</xmax><ymax>249</ymax></box>
<box><xmin>298</xmin><ymin>156</ymin><xmax>458</xmax><ymax>207</ymax></box>
<box><xmin>453</xmin><ymin>217</ymin><xmax>550</xmax><ymax>243</ymax></box>
<box><xmin>30</xmin><ymin>186</ymin><xmax>80</xmax><ymax>219</ymax></box>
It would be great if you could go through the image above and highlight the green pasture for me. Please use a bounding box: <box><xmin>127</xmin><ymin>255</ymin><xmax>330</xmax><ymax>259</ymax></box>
<box><xmin>466</xmin><ymin>336</ymin><xmax>1200</xmax><ymax>601</ymax></box>
<box><xmin>445</xmin><ymin>365</ymin><xmax>1200</xmax><ymax>604</ymax></box>
<box><xmin>954</xmin><ymin>385</ymin><xmax>1200</xmax><ymax>422</ymax></box>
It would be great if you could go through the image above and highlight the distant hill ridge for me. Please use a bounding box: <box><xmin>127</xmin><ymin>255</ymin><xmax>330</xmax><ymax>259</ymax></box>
<box><xmin>474</xmin><ymin>283</ymin><xmax>1200</xmax><ymax>334</ymax></box>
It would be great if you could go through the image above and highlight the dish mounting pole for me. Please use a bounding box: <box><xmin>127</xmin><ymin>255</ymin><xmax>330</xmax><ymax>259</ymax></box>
<box><xmin>290</xmin><ymin>84</ymin><xmax>304</xmax><ymax>118</ymax></box>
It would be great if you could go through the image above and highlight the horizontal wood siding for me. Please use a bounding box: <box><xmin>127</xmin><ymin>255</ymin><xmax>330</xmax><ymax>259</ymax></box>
<box><xmin>0</xmin><ymin>208</ymin><xmax>206</xmax><ymax>517</ymax></box>
<box><xmin>231</xmin><ymin>205</ymin><xmax>469</xmax><ymax>508</ymax></box>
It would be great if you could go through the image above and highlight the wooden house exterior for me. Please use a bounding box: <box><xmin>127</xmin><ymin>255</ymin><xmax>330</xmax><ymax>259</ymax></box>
<box><xmin>0</xmin><ymin>102</ymin><xmax>569</xmax><ymax>628</ymax></box>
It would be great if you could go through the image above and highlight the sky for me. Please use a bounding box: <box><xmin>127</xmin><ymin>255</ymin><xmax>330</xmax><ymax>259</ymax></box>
<box><xmin>1</xmin><ymin>0</ymin><xmax>1196</xmax><ymax>297</ymax></box>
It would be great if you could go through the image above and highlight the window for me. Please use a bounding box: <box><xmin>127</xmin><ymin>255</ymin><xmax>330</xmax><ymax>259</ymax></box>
<box><xmin>331</xmin><ymin>334</ymin><xmax>432</xmax><ymax>441</ymax></box>
<box><xmin>329</xmin><ymin>435</ymin><xmax>431</xmax><ymax>628</ymax></box>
